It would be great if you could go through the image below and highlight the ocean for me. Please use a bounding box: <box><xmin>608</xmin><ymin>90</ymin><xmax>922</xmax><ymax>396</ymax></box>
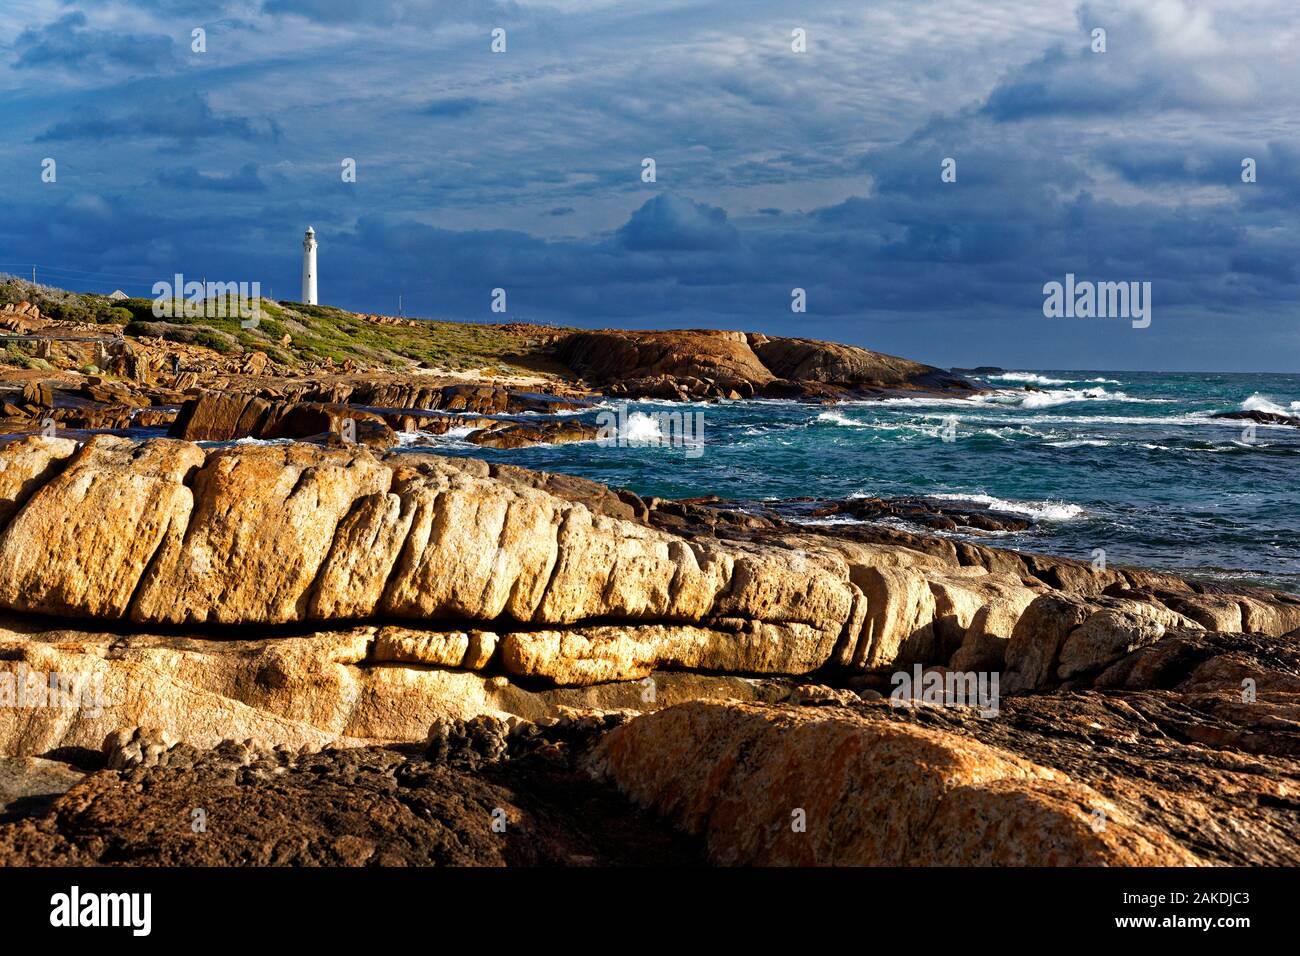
<box><xmin>397</xmin><ymin>370</ymin><xmax>1300</xmax><ymax>594</ymax></box>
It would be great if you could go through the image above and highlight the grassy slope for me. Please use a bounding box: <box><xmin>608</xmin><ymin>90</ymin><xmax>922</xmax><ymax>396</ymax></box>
<box><xmin>0</xmin><ymin>274</ymin><xmax>572</xmax><ymax>376</ymax></box>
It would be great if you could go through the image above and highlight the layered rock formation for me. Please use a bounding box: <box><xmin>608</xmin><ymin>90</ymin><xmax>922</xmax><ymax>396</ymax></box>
<box><xmin>0</xmin><ymin>435</ymin><xmax>1296</xmax><ymax>865</ymax></box>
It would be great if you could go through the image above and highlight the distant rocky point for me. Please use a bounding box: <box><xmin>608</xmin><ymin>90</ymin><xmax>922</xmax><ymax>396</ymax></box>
<box><xmin>0</xmin><ymin>277</ymin><xmax>982</xmax><ymax>449</ymax></box>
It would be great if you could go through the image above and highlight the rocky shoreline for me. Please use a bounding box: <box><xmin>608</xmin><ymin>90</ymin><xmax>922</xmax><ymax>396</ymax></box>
<box><xmin>1</xmin><ymin>295</ymin><xmax>984</xmax><ymax>451</ymax></box>
<box><xmin>0</xmin><ymin>432</ymin><xmax>1296</xmax><ymax>866</ymax></box>
<box><xmin>0</xmin><ymin>289</ymin><xmax>1296</xmax><ymax>867</ymax></box>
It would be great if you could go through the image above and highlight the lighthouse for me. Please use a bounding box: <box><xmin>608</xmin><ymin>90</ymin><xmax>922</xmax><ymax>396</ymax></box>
<box><xmin>301</xmin><ymin>226</ymin><xmax>318</xmax><ymax>305</ymax></box>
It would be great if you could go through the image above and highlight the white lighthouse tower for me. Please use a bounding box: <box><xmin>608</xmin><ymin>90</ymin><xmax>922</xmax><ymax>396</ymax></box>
<box><xmin>301</xmin><ymin>226</ymin><xmax>318</xmax><ymax>305</ymax></box>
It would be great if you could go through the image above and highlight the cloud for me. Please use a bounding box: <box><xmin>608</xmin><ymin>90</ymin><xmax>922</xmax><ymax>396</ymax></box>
<box><xmin>13</xmin><ymin>12</ymin><xmax>178</xmax><ymax>75</ymax></box>
<box><xmin>981</xmin><ymin>1</ymin><xmax>1264</xmax><ymax>121</ymax></box>
<box><xmin>617</xmin><ymin>195</ymin><xmax>740</xmax><ymax>252</ymax></box>
<box><xmin>36</xmin><ymin>92</ymin><xmax>272</xmax><ymax>145</ymax></box>
<box><xmin>419</xmin><ymin>97</ymin><xmax>487</xmax><ymax>118</ymax></box>
<box><xmin>2</xmin><ymin>0</ymin><xmax>1299</xmax><ymax>371</ymax></box>
<box><xmin>261</xmin><ymin>0</ymin><xmax>523</xmax><ymax>26</ymax></box>
<box><xmin>158</xmin><ymin>163</ymin><xmax>267</xmax><ymax>192</ymax></box>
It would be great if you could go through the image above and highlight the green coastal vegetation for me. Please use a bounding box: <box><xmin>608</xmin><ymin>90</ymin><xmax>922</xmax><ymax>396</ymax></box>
<box><xmin>0</xmin><ymin>274</ymin><xmax>570</xmax><ymax>376</ymax></box>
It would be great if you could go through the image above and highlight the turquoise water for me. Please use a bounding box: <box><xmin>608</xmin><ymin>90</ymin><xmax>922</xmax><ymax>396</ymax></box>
<box><xmin>399</xmin><ymin>371</ymin><xmax>1300</xmax><ymax>593</ymax></box>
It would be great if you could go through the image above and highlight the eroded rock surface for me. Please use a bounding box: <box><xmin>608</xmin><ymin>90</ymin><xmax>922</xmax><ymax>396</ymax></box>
<box><xmin>0</xmin><ymin>435</ymin><xmax>1296</xmax><ymax>866</ymax></box>
<box><xmin>592</xmin><ymin>690</ymin><xmax>1300</xmax><ymax>866</ymax></box>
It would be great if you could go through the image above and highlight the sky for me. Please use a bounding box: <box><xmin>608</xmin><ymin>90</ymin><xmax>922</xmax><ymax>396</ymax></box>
<box><xmin>1</xmin><ymin>0</ymin><xmax>1297</xmax><ymax>372</ymax></box>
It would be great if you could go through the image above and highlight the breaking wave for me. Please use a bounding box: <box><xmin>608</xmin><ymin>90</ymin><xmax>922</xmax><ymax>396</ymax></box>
<box><xmin>928</xmin><ymin>493</ymin><xmax>1086</xmax><ymax>523</ymax></box>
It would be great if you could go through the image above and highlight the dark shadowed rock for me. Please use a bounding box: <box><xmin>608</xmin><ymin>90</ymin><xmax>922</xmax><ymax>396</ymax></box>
<box><xmin>1213</xmin><ymin>409</ymin><xmax>1300</xmax><ymax>428</ymax></box>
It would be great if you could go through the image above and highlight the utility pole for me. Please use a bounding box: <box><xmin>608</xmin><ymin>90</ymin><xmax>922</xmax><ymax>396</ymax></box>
<box><xmin>398</xmin><ymin>294</ymin><xmax>403</xmax><ymax>317</ymax></box>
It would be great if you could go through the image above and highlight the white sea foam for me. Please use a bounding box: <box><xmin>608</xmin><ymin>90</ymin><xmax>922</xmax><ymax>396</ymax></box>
<box><xmin>1151</xmin><ymin>442</ymin><xmax>1248</xmax><ymax>452</ymax></box>
<box><xmin>1046</xmin><ymin>438</ymin><xmax>1113</xmax><ymax>448</ymax></box>
<box><xmin>929</xmin><ymin>493</ymin><xmax>1085</xmax><ymax>522</ymax></box>
<box><xmin>1018</xmin><ymin>386</ymin><xmax>1138</xmax><ymax>408</ymax></box>
<box><xmin>987</xmin><ymin>372</ymin><xmax>1123</xmax><ymax>386</ymax></box>
<box><xmin>207</xmin><ymin>436</ymin><xmax>293</xmax><ymax>447</ymax></box>
<box><xmin>1241</xmin><ymin>394</ymin><xmax>1296</xmax><ymax>417</ymax></box>
<box><xmin>816</xmin><ymin>410</ymin><xmax>869</xmax><ymax>427</ymax></box>
<box><xmin>394</xmin><ymin>426</ymin><xmax>477</xmax><ymax>447</ymax></box>
<box><xmin>987</xmin><ymin>372</ymin><xmax>1070</xmax><ymax>385</ymax></box>
<box><xmin>954</xmin><ymin>411</ymin><xmax>1217</xmax><ymax>428</ymax></box>
<box><xmin>847</xmin><ymin>395</ymin><xmax>985</xmax><ymax>409</ymax></box>
<box><xmin>623</xmin><ymin>411</ymin><xmax>665</xmax><ymax>442</ymax></box>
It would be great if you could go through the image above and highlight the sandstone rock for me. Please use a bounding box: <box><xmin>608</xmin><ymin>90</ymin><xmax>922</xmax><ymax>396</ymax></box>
<box><xmin>1057</xmin><ymin>608</ymin><xmax>1168</xmax><ymax>680</ymax></box>
<box><xmin>0</xmin><ymin>437</ymin><xmax>205</xmax><ymax>618</ymax></box>
<box><xmin>1003</xmin><ymin>594</ymin><xmax>1205</xmax><ymax>690</ymax></box>
<box><xmin>1238</xmin><ymin>593</ymin><xmax>1300</xmax><ymax>636</ymax></box>
<box><xmin>131</xmin><ymin>443</ymin><xmax>392</xmax><ymax>624</ymax></box>
<box><xmin>499</xmin><ymin>620</ymin><xmax>836</xmax><ymax>685</ymax></box>
<box><xmin>949</xmin><ymin>589</ymin><xmax>1039</xmax><ymax>672</ymax></box>
<box><xmin>20</xmin><ymin>382</ymin><xmax>52</xmax><ymax>408</ymax></box>
<box><xmin>0</xmin><ymin>435</ymin><xmax>78</xmax><ymax>526</ymax></box>
<box><xmin>466</xmin><ymin>420</ymin><xmax>599</xmax><ymax>449</ymax></box>
<box><xmin>591</xmin><ymin>701</ymin><xmax>1199</xmax><ymax>865</ymax></box>
<box><xmin>557</xmin><ymin>329</ymin><xmax>774</xmax><ymax>399</ymax></box>
<box><xmin>843</xmin><ymin>566</ymin><xmax>937</xmax><ymax>669</ymax></box>
<box><xmin>80</xmin><ymin>380</ymin><xmax>150</xmax><ymax>407</ymax></box>
<box><xmin>0</xmin><ymin>616</ymin><xmax>814</xmax><ymax>755</ymax></box>
<box><xmin>170</xmin><ymin>391</ymin><xmax>272</xmax><ymax>441</ymax></box>
<box><xmin>372</xmin><ymin>626</ymin><xmax>499</xmax><ymax>670</ymax></box>
<box><xmin>749</xmin><ymin>335</ymin><xmax>972</xmax><ymax>394</ymax></box>
<box><xmin>132</xmin><ymin>408</ymin><xmax>179</xmax><ymax>429</ymax></box>
<box><xmin>1158</xmin><ymin>590</ymin><xmax>1245</xmax><ymax>632</ymax></box>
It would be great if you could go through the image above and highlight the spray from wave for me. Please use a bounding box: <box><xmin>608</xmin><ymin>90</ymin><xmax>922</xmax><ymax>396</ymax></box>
<box><xmin>929</xmin><ymin>492</ymin><xmax>1085</xmax><ymax>522</ymax></box>
<box><xmin>1241</xmin><ymin>394</ymin><xmax>1299</xmax><ymax>417</ymax></box>
<box><xmin>987</xmin><ymin>372</ymin><xmax>1122</xmax><ymax>386</ymax></box>
<box><xmin>816</xmin><ymin>410</ymin><xmax>868</xmax><ymax>427</ymax></box>
<box><xmin>623</xmin><ymin>411</ymin><xmax>666</xmax><ymax>442</ymax></box>
<box><xmin>988</xmin><ymin>372</ymin><xmax>1070</xmax><ymax>386</ymax></box>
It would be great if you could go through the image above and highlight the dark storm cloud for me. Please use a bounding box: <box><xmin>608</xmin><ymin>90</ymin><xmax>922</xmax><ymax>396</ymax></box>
<box><xmin>617</xmin><ymin>195</ymin><xmax>740</xmax><ymax>252</ymax></box>
<box><xmin>2</xmin><ymin>0</ymin><xmax>1298</xmax><ymax>370</ymax></box>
